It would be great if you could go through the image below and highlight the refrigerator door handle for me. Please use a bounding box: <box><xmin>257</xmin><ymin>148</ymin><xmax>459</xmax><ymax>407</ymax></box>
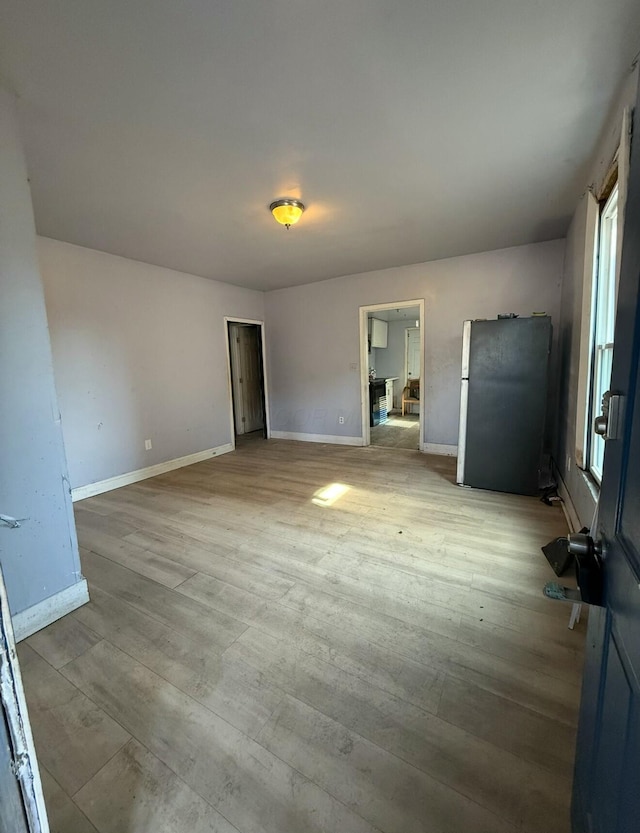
<box><xmin>457</xmin><ymin>377</ymin><xmax>469</xmax><ymax>485</ymax></box>
<box><xmin>457</xmin><ymin>320</ymin><xmax>472</xmax><ymax>485</ymax></box>
<box><xmin>461</xmin><ymin>320</ymin><xmax>471</xmax><ymax>379</ymax></box>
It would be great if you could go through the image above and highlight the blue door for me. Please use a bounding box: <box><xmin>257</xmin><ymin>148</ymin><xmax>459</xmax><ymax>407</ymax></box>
<box><xmin>571</xmin><ymin>99</ymin><xmax>640</xmax><ymax>830</ymax></box>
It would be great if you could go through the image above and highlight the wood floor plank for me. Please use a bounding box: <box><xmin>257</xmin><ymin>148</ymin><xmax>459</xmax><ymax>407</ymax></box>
<box><xmin>78</xmin><ymin>528</ymin><xmax>197</xmax><ymax>588</ymax></box>
<box><xmin>247</xmin><ymin>601</ymin><xmax>447</xmax><ymax>713</ymax></box>
<box><xmin>279</xmin><ymin>581</ymin><xmax>581</xmax><ymax>726</ymax></box>
<box><xmin>255</xmin><ymin>694</ymin><xmax>517</xmax><ymax>833</ymax></box>
<box><xmin>456</xmin><ymin>614</ymin><xmax>584</xmax><ymax>685</ymax></box>
<box><xmin>40</xmin><ymin>768</ymin><xmax>99</xmax><ymax>833</ymax></box>
<box><xmin>318</xmin><ymin>546</ymin><xmax>475</xmax><ymax>589</ymax></box>
<box><xmin>228</xmin><ymin>628</ymin><xmax>570</xmax><ymax>833</ymax></box>
<box><xmin>337</xmin><ymin>522</ymin><xmax>563</xmax><ymax>581</ymax></box>
<box><xmin>445</xmin><ymin>635</ymin><xmax>581</xmax><ymax>727</ymax></box>
<box><xmin>122</xmin><ymin>528</ymin><xmax>296</xmax><ymax>599</ymax></box>
<box><xmin>75</xmin><ymin>739</ymin><xmax>240</xmax><ymax>833</ymax></box>
<box><xmin>62</xmin><ymin>640</ymin><xmax>382</xmax><ymax>833</ymax></box>
<box><xmin>175</xmin><ymin>571</ymin><xmax>269</xmax><ymax>621</ymax></box>
<box><xmin>74</xmin><ymin>505</ymin><xmax>140</xmax><ymax>535</ymax></box>
<box><xmin>436</xmin><ymin>673</ymin><xmax>577</xmax><ymax>779</ymax></box>
<box><xmin>120</xmin><ymin>508</ymin><xmax>331</xmax><ymax>566</ymax></box>
<box><xmin>316</xmin><ymin>549</ymin><xmax>572</xmax><ymax>630</ymax></box>
<box><xmin>17</xmin><ymin>644</ymin><xmax>130</xmax><ymax>796</ymax></box>
<box><xmin>27</xmin><ymin>614</ymin><xmax>102</xmax><ymax>670</ymax></box>
<box><xmin>81</xmin><ymin>550</ymin><xmax>247</xmax><ymax>649</ymax></box>
<box><xmin>232</xmin><ymin>545</ymin><xmax>464</xmax><ymax>640</ymax></box>
<box><xmin>73</xmin><ymin>586</ymin><xmax>283</xmax><ymax>738</ymax></box>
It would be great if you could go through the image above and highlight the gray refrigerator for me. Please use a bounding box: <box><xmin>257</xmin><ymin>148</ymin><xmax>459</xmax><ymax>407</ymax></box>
<box><xmin>456</xmin><ymin>316</ymin><xmax>552</xmax><ymax>496</ymax></box>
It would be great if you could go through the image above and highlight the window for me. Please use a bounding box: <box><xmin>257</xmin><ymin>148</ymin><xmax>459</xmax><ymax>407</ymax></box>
<box><xmin>574</xmin><ymin>109</ymin><xmax>629</xmax><ymax>481</ymax></box>
<box><xmin>588</xmin><ymin>183</ymin><xmax>619</xmax><ymax>482</ymax></box>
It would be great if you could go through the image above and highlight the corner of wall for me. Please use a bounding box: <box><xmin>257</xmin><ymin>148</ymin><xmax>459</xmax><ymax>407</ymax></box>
<box><xmin>11</xmin><ymin>579</ymin><xmax>90</xmax><ymax>642</ymax></box>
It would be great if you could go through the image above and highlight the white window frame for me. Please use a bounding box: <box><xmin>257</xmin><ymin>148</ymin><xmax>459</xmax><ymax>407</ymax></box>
<box><xmin>588</xmin><ymin>185</ymin><xmax>619</xmax><ymax>482</ymax></box>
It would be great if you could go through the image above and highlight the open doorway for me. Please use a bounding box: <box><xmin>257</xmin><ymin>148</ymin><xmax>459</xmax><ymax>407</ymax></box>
<box><xmin>359</xmin><ymin>300</ymin><xmax>425</xmax><ymax>450</ymax></box>
<box><xmin>225</xmin><ymin>318</ymin><xmax>269</xmax><ymax>447</ymax></box>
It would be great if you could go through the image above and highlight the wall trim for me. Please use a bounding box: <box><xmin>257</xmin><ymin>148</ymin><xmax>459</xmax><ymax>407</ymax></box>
<box><xmin>71</xmin><ymin>443</ymin><xmax>234</xmax><ymax>502</ymax></box>
<box><xmin>556</xmin><ymin>470</ymin><xmax>581</xmax><ymax>533</ymax></box>
<box><xmin>270</xmin><ymin>431</ymin><xmax>364</xmax><ymax>446</ymax></box>
<box><xmin>423</xmin><ymin>443</ymin><xmax>458</xmax><ymax>456</ymax></box>
<box><xmin>12</xmin><ymin>579</ymin><xmax>90</xmax><ymax>642</ymax></box>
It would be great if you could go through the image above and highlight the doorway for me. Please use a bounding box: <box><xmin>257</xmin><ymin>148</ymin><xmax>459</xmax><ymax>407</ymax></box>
<box><xmin>225</xmin><ymin>318</ymin><xmax>269</xmax><ymax>447</ymax></box>
<box><xmin>359</xmin><ymin>300</ymin><xmax>425</xmax><ymax>450</ymax></box>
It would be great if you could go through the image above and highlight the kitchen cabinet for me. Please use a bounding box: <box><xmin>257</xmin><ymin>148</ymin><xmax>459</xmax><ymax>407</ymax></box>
<box><xmin>368</xmin><ymin>317</ymin><xmax>388</xmax><ymax>348</ymax></box>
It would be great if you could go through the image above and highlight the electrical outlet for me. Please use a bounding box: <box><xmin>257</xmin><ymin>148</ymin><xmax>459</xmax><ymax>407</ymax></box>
<box><xmin>338</xmin><ymin>416</ymin><xmax>345</xmax><ymax>424</ymax></box>
<box><xmin>145</xmin><ymin>439</ymin><xmax>152</xmax><ymax>451</ymax></box>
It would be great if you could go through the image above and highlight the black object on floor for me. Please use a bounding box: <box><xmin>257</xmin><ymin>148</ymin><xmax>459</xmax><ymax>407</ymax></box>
<box><xmin>542</xmin><ymin>536</ymin><xmax>573</xmax><ymax>576</ymax></box>
<box><xmin>540</xmin><ymin>485</ymin><xmax>559</xmax><ymax>506</ymax></box>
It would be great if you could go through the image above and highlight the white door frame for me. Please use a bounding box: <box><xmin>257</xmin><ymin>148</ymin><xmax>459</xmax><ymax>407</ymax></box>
<box><xmin>0</xmin><ymin>567</ymin><xmax>49</xmax><ymax>832</ymax></box>
<box><xmin>224</xmin><ymin>317</ymin><xmax>271</xmax><ymax>450</ymax></box>
<box><xmin>359</xmin><ymin>299</ymin><xmax>425</xmax><ymax>450</ymax></box>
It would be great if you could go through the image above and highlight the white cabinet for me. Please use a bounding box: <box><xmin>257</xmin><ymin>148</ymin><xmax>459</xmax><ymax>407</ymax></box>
<box><xmin>368</xmin><ymin>317</ymin><xmax>388</xmax><ymax>348</ymax></box>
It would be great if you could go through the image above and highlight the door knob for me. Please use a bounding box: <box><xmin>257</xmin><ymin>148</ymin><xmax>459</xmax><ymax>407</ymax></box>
<box><xmin>594</xmin><ymin>391</ymin><xmax>624</xmax><ymax>440</ymax></box>
<box><xmin>568</xmin><ymin>533</ymin><xmax>604</xmax><ymax>606</ymax></box>
<box><xmin>568</xmin><ymin>532</ymin><xmax>602</xmax><ymax>558</ymax></box>
<box><xmin>594</xmin><ymin>415</ymin><xmax>608</xmax><ymax>436</ymax></box>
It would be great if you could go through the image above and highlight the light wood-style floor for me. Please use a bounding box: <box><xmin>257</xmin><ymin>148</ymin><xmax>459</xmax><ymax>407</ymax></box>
<box><xmin>19</xmin><ymin>440</ymin><xmax>584</xmax><ymax>833</ymax></box>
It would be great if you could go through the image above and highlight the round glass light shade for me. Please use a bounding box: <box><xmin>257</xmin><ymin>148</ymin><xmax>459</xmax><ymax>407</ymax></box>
<box><xmin>270</xmin><ymin>199</ymin><xmax>305</xmax><ymax>227</ymax></box>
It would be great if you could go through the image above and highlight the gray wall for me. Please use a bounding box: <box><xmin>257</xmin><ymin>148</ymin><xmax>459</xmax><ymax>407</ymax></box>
<box><xmin>0</xmin><ymin>90</ymin><xmax>82</xmax><ymax>615</ymax></box>
<box><xmin>39</xmin><ymin>238</ymin><xmax>264</xmax><ymax>490</ymax></box>
<box><xmin>265</xmin><ymin>240</ymin><xmax>564</xmax><ymax>446</ymax></box>
<box><xmin>554</xmin><ymin>67</ymin><xmax>639</xmax><ymax>527</ymax></box>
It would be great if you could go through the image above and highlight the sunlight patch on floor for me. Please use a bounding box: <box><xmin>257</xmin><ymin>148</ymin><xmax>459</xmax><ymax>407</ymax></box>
<box><xmin>385</xmin><ymin>417</ymin><xmax>419</xmax><ymax>429</ymax></box>
<box><xmin>312</xmin><ymin>483</ymin><xmax>351</xmax><ymax>507</ymax></box>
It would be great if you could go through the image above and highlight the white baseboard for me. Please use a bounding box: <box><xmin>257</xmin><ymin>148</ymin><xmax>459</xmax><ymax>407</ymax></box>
<box><xmin>270</xmin><ymin>431</ymin><xmax>364</xmax><ymax>446</ymax></box>
<box><xmin>13</xmin><ymin>579</ymin><xmax>90</xmax><ymax>642</ymax></box>
<box><xmin>422</xmin><ymin>443</ymin><xmax>458</xmax><ymax>456</ymax></box>
<box><xmin>71</xmin><ymin>443</ymin><xmax>234</xmax><ymax>502</ymax></box>
<box><xmin>556</xmin><ymin>470</ymin><xmax>581</xmax><ymax>533</ymax></box>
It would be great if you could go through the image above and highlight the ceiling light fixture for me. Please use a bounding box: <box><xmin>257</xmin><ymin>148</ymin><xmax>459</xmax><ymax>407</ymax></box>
<box><xmin>270</xmin><ymin>198</ymin><xmax>305</xmax><ymax>229</ymax></box>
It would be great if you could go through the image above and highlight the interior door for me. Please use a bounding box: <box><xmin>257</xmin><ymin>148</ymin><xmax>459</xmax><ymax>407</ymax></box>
<box><xmin>238</xmin><ymin>326</ymin><xmax>264</xmax><ymax>434</ymax></box>
<box><xmin>228</xmin><ymin>324</ymin><xmax>245</xmax><ymax>435</ymax></box>
<box><xmin>571</xmin><ymin>98</ymin><xmax>640</xmax><ymax>831</ymax></box>
<box><xmin>405</xmin><ymin>328</ymin><xmax>420</xmax><ymax>380</ymax></box>
<box><xmin>0</xmin><ymin>567</ymin><xmax>48</xmax><ymax>833</ymax></box>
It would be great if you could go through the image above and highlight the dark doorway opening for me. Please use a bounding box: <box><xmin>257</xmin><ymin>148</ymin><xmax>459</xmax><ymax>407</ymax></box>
<box><xmin>227</xmin><ymin>322</ymin><xmax>267</xmax><ymax>442</ymax></box>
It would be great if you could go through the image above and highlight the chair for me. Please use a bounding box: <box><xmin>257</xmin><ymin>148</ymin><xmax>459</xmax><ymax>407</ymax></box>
<box><xmin>401</xmin><ymin>379</ymin><xmax>420</xmax><ymax>416</ymax></box>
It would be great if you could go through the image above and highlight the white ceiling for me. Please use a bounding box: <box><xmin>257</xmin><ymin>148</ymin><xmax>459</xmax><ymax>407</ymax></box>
<box><xmin>1</xmin><ymin>1</ymin><xmax>639</xmax><ymax>291</ymax></box>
